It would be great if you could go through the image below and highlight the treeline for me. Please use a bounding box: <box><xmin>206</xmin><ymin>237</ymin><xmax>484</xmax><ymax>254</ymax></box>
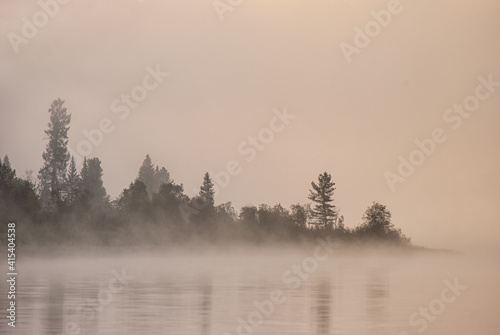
<box><xmin>0</xmin><ymin>99</ymin><xmax>410</xmax><ymax>247</ymax></box>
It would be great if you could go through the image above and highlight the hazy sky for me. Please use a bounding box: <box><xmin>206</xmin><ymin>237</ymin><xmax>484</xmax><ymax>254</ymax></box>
<box><xmin>1</xmin><ymin>0</ymin><xmax>499</xmax><ymax>252</ymax></box>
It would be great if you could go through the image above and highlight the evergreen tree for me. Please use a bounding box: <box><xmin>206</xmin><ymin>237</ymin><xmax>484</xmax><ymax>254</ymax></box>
<box><xmin>187</xmin><ymin>173</ymin><xmax>216</xmax><ymax>227</ymax></box>
<box><xmin>199</xmin><ymin>172</ymin><xmax>215</xmax><ymax>207</ymax></box>
<box><xmin>308</xmin><ymin>172</ymin><xmax>337</xmax><ymax>229</ymax></box>
<box><xmin>38</xmin><ymin>98</ymin><xmax>71</xmax><ymax>206</ymax></box>
<box><xmin>80</xmin><ymin>157</ymin><xmax>108</xmax><ymax>208</ymax></box>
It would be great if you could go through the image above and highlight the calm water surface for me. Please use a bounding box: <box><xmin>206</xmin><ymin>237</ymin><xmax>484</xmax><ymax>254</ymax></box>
<box><xmin>1</xmin><ymin>248</ymin><xmax>498</xmax><ymax>334</ymax></box>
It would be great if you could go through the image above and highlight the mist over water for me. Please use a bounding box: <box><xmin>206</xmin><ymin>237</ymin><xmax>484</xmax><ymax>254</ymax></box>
<box><xmin>1</xmin><ymin>248</ymin><xmax>498</xmax><ymax>335</ymax></box>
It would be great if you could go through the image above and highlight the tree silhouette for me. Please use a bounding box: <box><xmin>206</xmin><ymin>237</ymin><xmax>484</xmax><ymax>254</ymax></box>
<box><xmin>138</xmin><ymin>154</ymin><xmax>155</xmax><ymax>196</ymax></box>
<box><xmin>80</xmin><ymin>157</ymin><xmax>108</xmax><ymax>208</ymax></box>
<box><xmin>38</xmin><ymin>98</ymin><xmax>71</xmax><ymax>206</ymax></box>
<box><xmin>137</xmin><ymin>154</ymin><xmax>170</xmax><ymax>197</ymax></box>
<box><xmin>199</xmin><ymin>172</ymin><xmax>215</xmax><ymax>207</ymax></box>
<box><xmin>308</xmin><ymin>172</ymin><xmax>337</xmax><ymax>229</ymax></box>
<box><xmin>356</xmin><ymin>202</ymin><xmax>409</xmax><ymax>244</ymax></box>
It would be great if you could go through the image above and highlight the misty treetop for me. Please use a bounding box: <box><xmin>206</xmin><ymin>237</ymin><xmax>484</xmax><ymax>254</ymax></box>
<box><xmin>38</xmin><ymin>98</ymin><xmax>71</xmax><ymax>206</ymax></box>
<box><xmin>308</xmin><ymin>172</ymin><xmax>337</xmax><ymax>229</ymax></box>
<box><xmin>137</xmin><ymin>154</ymin><xmax>170</xmax><ymax>197</ymax></box>
<box><xmin>0</xmin><ymin>98</ymin><xmax>410</xmax><ymax>247</ymax></box>
<box><xmin>199</xmin><ymin>172</ymin><xmax>215</xmax><ymax>207</ymax></box>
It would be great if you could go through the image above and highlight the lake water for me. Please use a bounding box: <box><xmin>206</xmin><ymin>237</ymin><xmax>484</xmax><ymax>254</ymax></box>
<box><xmin>1</xmin><ymin>247</ymin><xmax>499</xmax><ymax>335</ymax></box>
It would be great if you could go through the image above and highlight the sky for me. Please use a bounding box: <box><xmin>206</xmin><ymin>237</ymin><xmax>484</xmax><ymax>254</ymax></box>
<box><xmin>0</xmin><ymin>0</ymin><xmax>499</xmax><ymax>252</ymax></box>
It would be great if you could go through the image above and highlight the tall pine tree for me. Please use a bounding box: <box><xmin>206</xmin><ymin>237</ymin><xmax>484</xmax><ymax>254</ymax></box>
<box><xmin>308</xmin><ymin>172</ymin><xmax>337</xmax><ymax>229</ymax></box>
<box><xmin>38</xmin><ymin>98</ymin><xmax>71</xmax><ymax>206</ymax></box>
